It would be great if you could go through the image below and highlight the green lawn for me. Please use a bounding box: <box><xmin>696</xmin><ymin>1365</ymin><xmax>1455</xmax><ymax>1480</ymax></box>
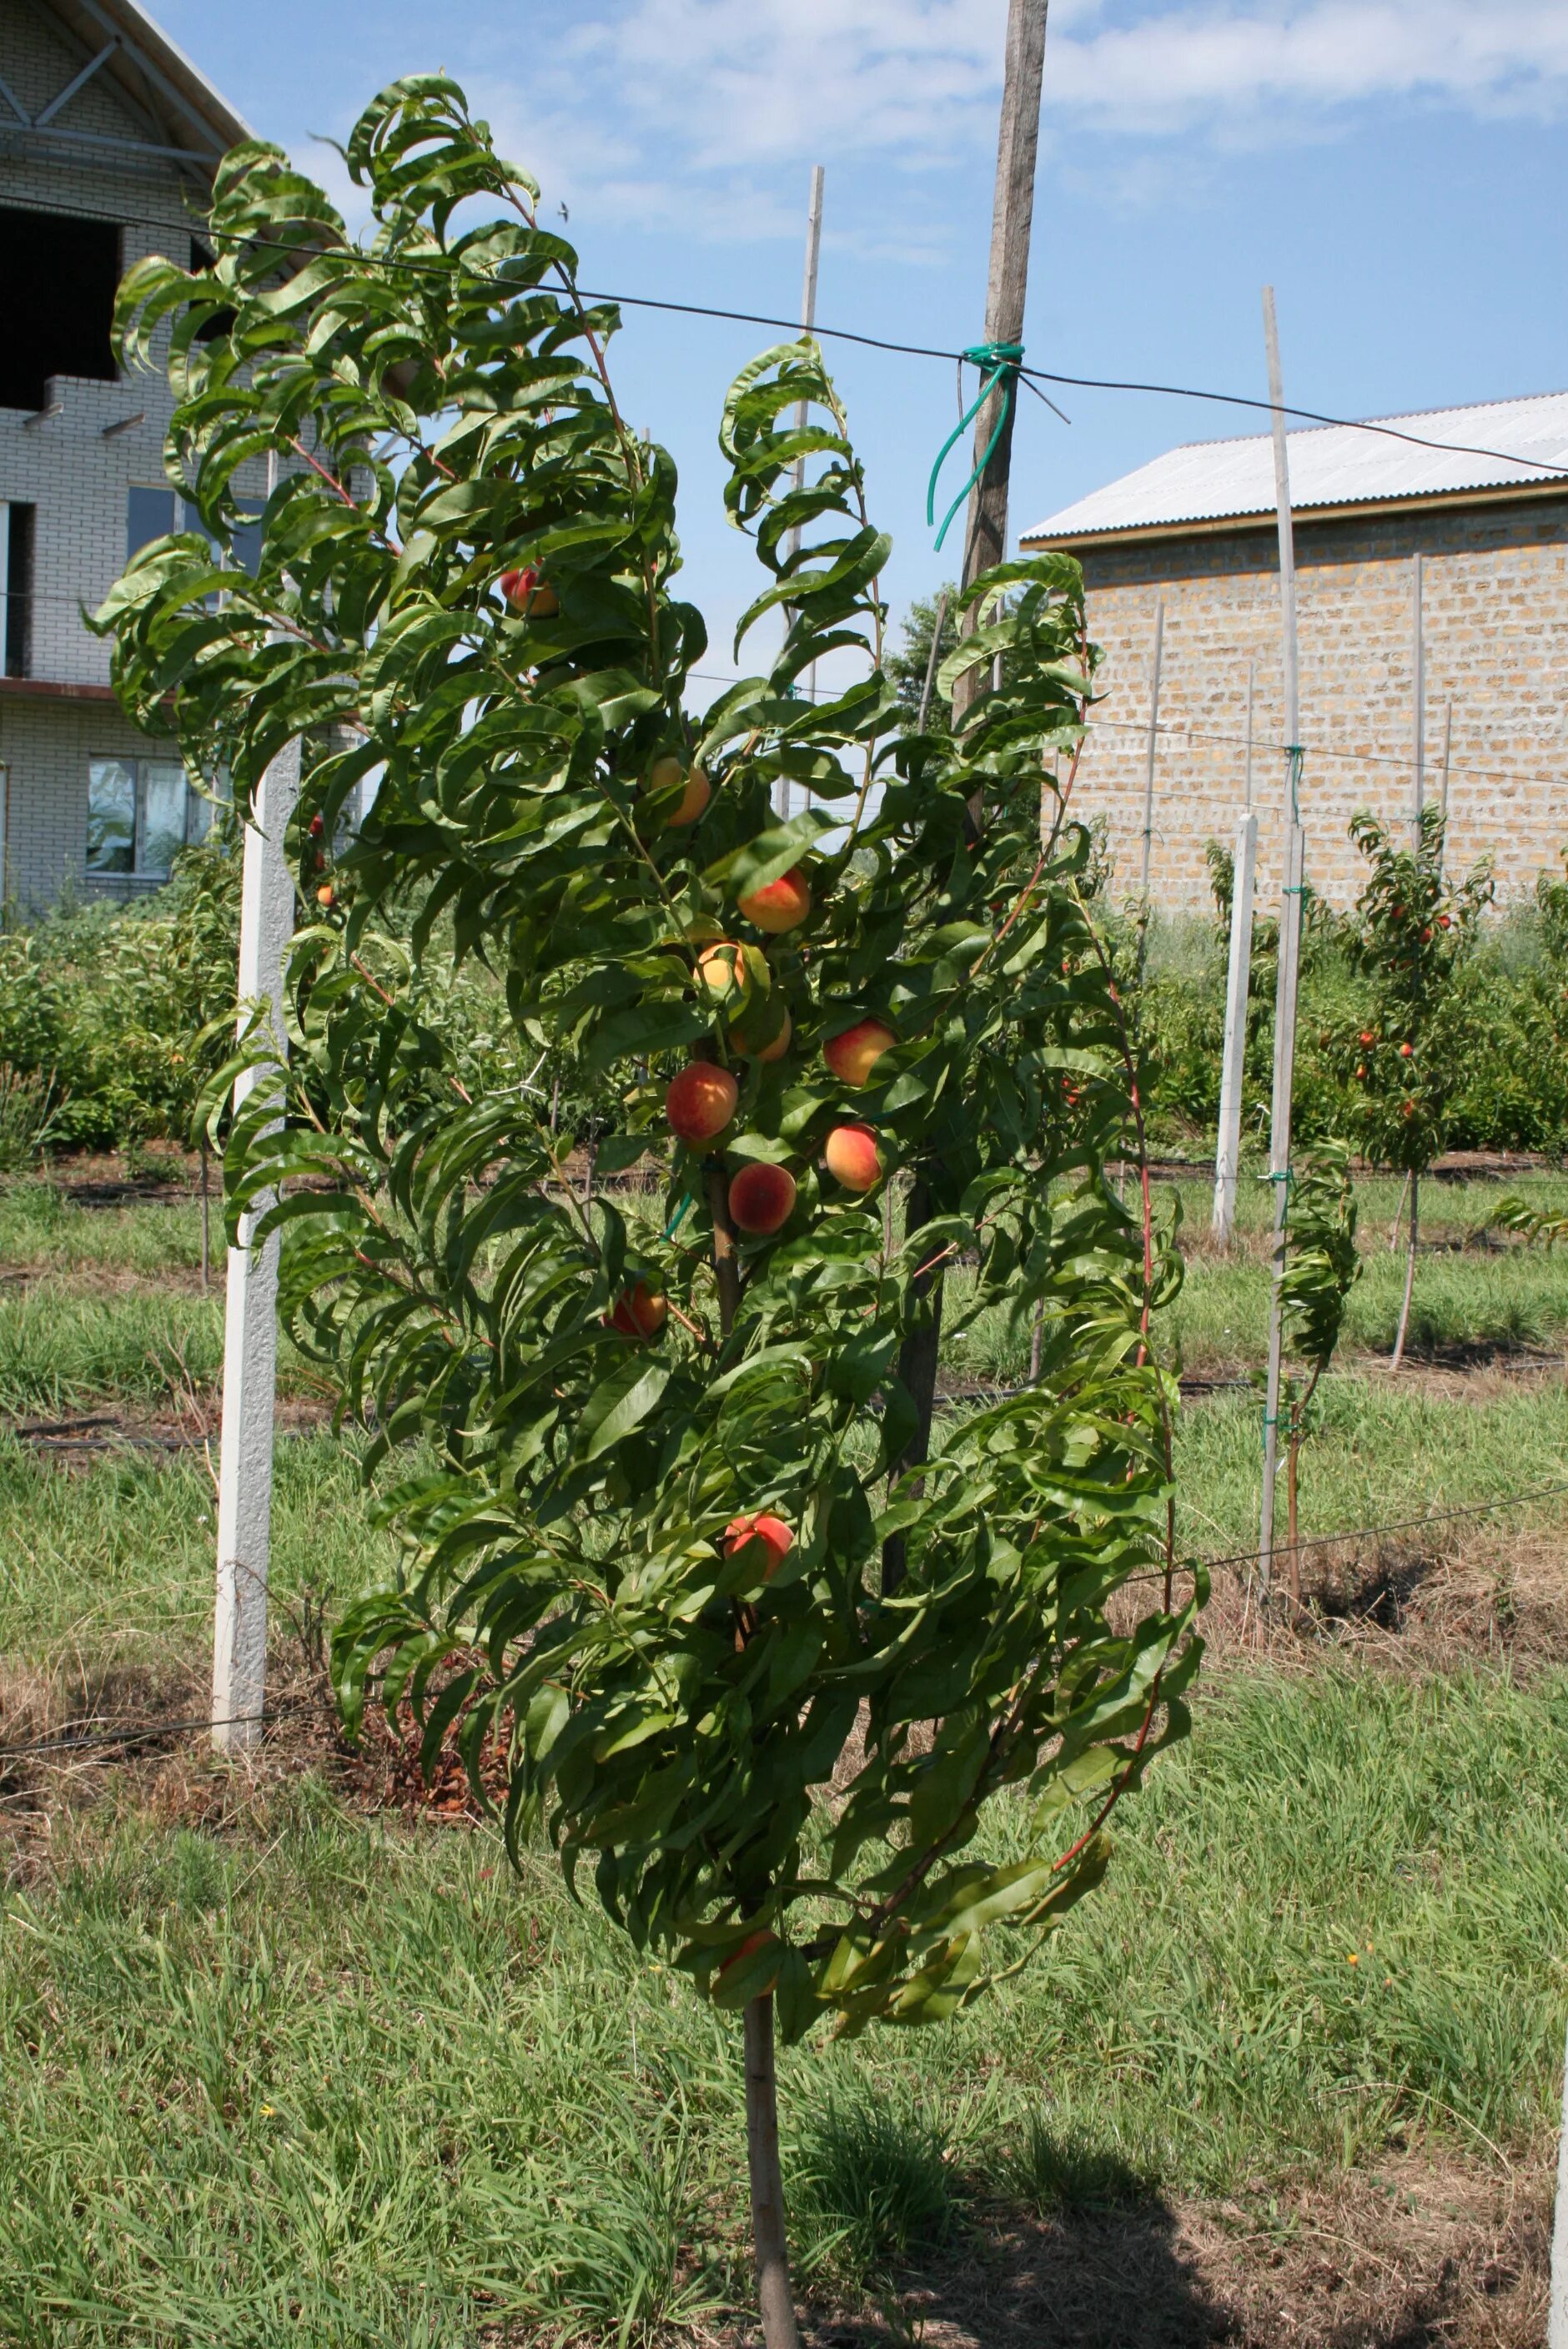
<box><xmin>3</xmin><ymin>1169</ymin><xmax>1566</xmax><ymax>2345</ymax></box>
<box><xmin>3</xmin><ymin>1667</ymin><xmax>1564</xmax><ymax>2345</ymax></box>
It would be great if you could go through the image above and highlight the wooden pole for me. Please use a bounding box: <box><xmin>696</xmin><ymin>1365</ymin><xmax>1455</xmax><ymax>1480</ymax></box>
<box><xmin>212</xmin><ymin>733</ymin><xmax>299</xmax><ymax>1753</ymax></box>
<box><xmin>1244</xmin><ymin>654</ymin><xmax>1255</xmax><ymax>809</ymax></box>
<box><xmin>1138</xmin><ymin>598</ymin><xmax>1165</xmax><ymax>898</ymax></box>
<box><xmin>776</xmin><ymin>164</ymin><xmax>825</xmax><ymax>823</ymax></box>
<box><xmin>917</xmin><ymin>589</ymin><xmax>949</xmax><ymax>736</ymax></box>
<box><xmin>884</xmin><ymin>0</ymin><xmax>1048</xmax><ymax>1602</ymax></box>
<box><xmin>1212</xmin><ymin>809</ymin><xmax>1258</xmax><ymax>1241</ymax></box>
<box><xmin>1135</xmin><ymin>597</ymin><xmax>1165</xmax><ymax>983</ymax></box>
<box><xmin>1258</xmin><ymin>285</ymin><xmax>1306</xmax><ymax>1604</ymax></box>
<box><xmin>1410</xmin><ymin>551</ymin><xmax>1425</xmax><ymax>851</ymax></box>
<box><xmin>948</xmin><ymin>0</ymin><xmax>1049</xmax><ymax>732</ymax></box>
<box><xmin>1438</xmin><ymin>697</ymin><xmax>1453</xmax><ymax>859</ymax></box>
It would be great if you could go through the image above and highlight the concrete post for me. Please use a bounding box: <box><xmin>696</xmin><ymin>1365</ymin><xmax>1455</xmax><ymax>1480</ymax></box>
<box><xmin>1213</xmin><ymin>810</ymin><xmax>1258</xmax><ymax>1242</ymax></box>
<box><xmin>1550</xmin><ymin>2023</ymin><xmax>1568</xmax><ymax>2348</ymax></box>
<box><xmin>212</xmin><ymin>736</ymin><xmax>299</xmax><ymax>1753</ymax></box>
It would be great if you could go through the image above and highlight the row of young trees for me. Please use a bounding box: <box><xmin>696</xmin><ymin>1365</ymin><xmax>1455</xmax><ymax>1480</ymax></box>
<box><xmin>97</xmin><ymin>81</ymin><xmax>1199</xmax><ymax>2343</ymax></box>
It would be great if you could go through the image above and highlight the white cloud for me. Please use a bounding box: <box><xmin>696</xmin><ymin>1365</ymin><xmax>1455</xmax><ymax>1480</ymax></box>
<box><xmin>294</xmin><ymin>1</ymin><xmax>1568</xmax><ymax>248</ymax></box>
<box><xmin>1048</xmin><ymin>3</ymin><xmax>1568</xmax><ymax>133</ymax></box>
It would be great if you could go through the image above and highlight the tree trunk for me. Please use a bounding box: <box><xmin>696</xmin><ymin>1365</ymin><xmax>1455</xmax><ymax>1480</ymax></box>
<box><xmin>745</xmin><ymin>1994</ymin><xmax>802</xmax><ymax>2349</ymax></box>
<box><xmin>1390</xmin><ymin>1172</ymin><xmax>1419</xmax><ymax>1371</ymax></box>
<box><xmin>881</xmin><ymin>1173</ymin><xmax>943</xmax><ymax>1596</ymax></box>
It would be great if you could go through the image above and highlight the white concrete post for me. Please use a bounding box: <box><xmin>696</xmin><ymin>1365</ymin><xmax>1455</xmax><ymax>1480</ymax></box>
<box><xmin>213</xmin><ymin>737</ymin><xmax>299</xmax><ymax>1753</ymax></box>
<box><xmin>1212</xmin><ymin>809</ymin><xmax>1258</xmax><ymax>1242</ymax></box>
<box><xmin>1550</xmin><ymin>2021</ymin><xmax>1568</xmax><ymax>2346</ymax></box>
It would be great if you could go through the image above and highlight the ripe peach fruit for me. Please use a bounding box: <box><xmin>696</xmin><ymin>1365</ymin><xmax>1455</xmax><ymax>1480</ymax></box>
<box><xmin>498</xmin><ymin>566</ymin><xmax>559</xmax><ymax>617</ymax></box>
<box><xmin>730</xmin><ymin>1009</ymin><xmax>792</xmax><ymax>1064</ymax></box>
<box><xmin>607</xmin><ymin>1281</ymin><xmax>667</xmax><ymax>1340</ymax></box>
<box><xmin>728</xmin><ymin>1161</ymin><xmax>797</xmax><ymax>1235</ymax></box>
<box><xmin>823</xmin><ymin>1018</ymin><xmax>896</xmax><ymax>1088</ymax></box>
<box><xmin>647</xmin><ymin>754</ymin><xmax>711</xmax><ymax>827</ymax></box>
<box><xmin>737</xmin><ymin>867</ymin><xmax>811</xmax><ymax>934</ymax></box>
<box><xmin>723</xmin><ymin>1513</ymin><xmax>793</xmax><ymax>1577</ymax></box>
<box><xmin>823</xmin><ymin>1122</ymin><xmax>882</xmax><ymax>1193</ymax></box>
<box><xmin>316</xmin><ymin>883</ymin><xmax>335</xmax><ymax>908</ymax></box>
<box><xmin>666</xmin><ymin>1063</ymin><xmax>738</xmax><ymax>1144</ymax></box>
<box><xmin>696</xmin><ymin>943</ymin><xmax>748</xmax><ymax>1007</ymax></box>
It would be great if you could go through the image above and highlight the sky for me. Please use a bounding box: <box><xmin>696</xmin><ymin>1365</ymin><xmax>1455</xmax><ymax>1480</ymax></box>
<box><xmin>151</xmin><ymin>0</ymin><xmax>1568</xmax><ymax>687</ymax></box>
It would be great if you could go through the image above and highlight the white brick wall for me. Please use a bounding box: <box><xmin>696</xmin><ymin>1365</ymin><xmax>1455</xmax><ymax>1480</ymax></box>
<box><xmin>0</xmin><ymin>0</ymin><xmax>258</xmax><ymax>908</ymax></box>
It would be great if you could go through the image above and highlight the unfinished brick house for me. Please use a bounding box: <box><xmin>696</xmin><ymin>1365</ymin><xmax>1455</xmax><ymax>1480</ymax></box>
<box><xmin>1021</xmin><ymin>393</ymin><xmax>1568</xmax><ymax>911</ymax></box>
<box><xmin>0</xmin><ymin>0</ymin><xmax>250</xmax><ymax>911</ymax></box>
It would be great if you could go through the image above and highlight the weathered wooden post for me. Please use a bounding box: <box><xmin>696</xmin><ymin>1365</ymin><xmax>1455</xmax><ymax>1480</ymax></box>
<box><xmin>212</xmin><ymin>736</ymin><xmax>298</xmax><ymax>1752</ymax></box>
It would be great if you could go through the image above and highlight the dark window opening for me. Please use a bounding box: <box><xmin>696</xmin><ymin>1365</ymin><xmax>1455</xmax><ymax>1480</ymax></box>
<box><xmin>5</xmin><ymin>504</ymin><xmax>34</xmax><ymax>678</ymax></box>
<box><xmin>0</xmin><ymin>207</ymin><xmax>119</xmax><ymax>412</ymax></box>
<box><xmin>126</xmin><ymin>485</ymin><xmax>264</xmax><ymax>577</ymax></box>
<box><xmin>189</xmin><ymin>238</ymin><xmax>236</xmax><ymax>345</ymax></box>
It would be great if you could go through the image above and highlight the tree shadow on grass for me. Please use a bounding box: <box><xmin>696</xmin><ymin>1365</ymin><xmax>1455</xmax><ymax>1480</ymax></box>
<box><xmin>784</xmin><ymin>2115</ymin><xmax>1547</xmax><ymax>2349</ymax></box>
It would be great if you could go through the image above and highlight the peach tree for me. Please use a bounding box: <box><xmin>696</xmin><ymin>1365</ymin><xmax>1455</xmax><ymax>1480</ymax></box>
<box><xmin>1337</xmin><ymin>808</ymin><xmax>1492</xmax><ymax>1366</ymax></box>
<box><xmin>97</xmin><ymin>81</ymin><xmax>1199</xmax><ymax>2344</ymax></box>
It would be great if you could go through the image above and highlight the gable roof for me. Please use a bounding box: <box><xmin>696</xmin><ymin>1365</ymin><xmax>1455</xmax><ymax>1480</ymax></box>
<box><xmin>1022</xmin><ymin>390</ymin><xmax>1568</xmax><ymax>549</ymax></box>
<box><xmin>13</xmin><ymin>0</ymin><xmax>250</xmax><ymax>176</ymax></box>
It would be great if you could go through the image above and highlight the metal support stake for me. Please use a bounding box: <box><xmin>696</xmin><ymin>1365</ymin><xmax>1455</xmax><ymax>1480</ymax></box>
<box><xmin>212</xmin><ymin>735</ymin><xmax>299</xmax><ymax>1752</ymax></box>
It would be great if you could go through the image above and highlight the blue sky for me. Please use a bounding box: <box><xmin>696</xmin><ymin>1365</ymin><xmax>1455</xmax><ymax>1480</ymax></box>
<box><xmin>153</xmin><ymin>0</ymin><xmax>1568</xmax><ymax>682</ymax></box>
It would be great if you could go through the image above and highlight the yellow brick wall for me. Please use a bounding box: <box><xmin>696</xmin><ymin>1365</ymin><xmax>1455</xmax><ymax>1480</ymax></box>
<box><xmin>1055</xmin><ymin>493</ymin><xmax>1568</xmax><ymax>912</ymax></box>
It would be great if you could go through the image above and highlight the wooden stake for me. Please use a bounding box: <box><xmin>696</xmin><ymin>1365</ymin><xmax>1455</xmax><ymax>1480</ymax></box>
<box><xmin>1410</xmin><ymin>551</ymin><xmax>1425</xmax><ymax>851</ymax></box>
<box><xmin>1244</xmin><ymin>653</ymin><xmax>1255</xmax><ymax>810</ymax></box>
<box><xmin>917</xmin><ymin>589</ymin><xmax>949</xmax><ymax>736</ymax></box>
<box><xmin>949</xmin><ymin>0</ymin><xmax>1049</xmax><ymax>732</ymax></box>
<box><xmin>1212</xmin><ymin>809</ymin><xmax>1257</xmax><ymax>1241</ymax></box>
<box><xmin>213</xmin><ymin>735</ymin><xmax>299</xmax><ymax>1753</ymax></box>
<box><xmin>776</xmin><ymin>163</ymin><xmax>825</xmax><ymax>823</ymax></box>
<box><xmin>886</xmin><ymin>0</ymin><xmax>1049</xmax><ymax>1601</ymax></box>
<box><xmin>1258</xmin><ymin>284</ymin><xmax>1306</xmax><ymax>1605</ymax></box>
<box><xmin>1135</xmin><ymin>597</ymin><xmax>1165</xmax><ymax>985</ymax></box>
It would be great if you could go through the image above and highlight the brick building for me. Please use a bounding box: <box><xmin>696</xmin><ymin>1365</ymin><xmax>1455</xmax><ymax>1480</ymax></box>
<box><xmin>0</xmin><ymin>0</ymin><xmax>251</xmax><ymax>912</ymax></box>
<box><xmin>1021</xmin><ymin>393</ymin><xmax>1568</xmax><ymax>911</ymax></box>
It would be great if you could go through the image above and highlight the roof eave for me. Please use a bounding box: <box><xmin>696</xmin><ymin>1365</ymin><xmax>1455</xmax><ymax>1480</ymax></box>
<box><xmin>1021</xmin><ymin>474</ymin><xmax>1568</xmax><ymax>554</ymax></box>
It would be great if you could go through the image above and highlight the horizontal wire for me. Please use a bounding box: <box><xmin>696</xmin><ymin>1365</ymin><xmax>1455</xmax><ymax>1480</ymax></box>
<box><xmin>0</xmin><ymin>1698</ymin><xmax>309</xmax><ymax>1767</ymax></box>
<box><xmin>19</xmin><ymin>185</ymin><xmax>1565</xmax><ymax>482</ymax></box>
<box><xmin>686</xmin><ymin>668</ymin><xmax>1568</xmax><ymax>797</ymax></box>
<box><xmin>7</xmin><ymin>1476</ymin><xmax>1568</xmax><ymax>1763</ymax></box>
<box><xmin>1191</xmin><ymin>1475</ymin><xmax>1568</xmax><ymax>1582</ymax></box>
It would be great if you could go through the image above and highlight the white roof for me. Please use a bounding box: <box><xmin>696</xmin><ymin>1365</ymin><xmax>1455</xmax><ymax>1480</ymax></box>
<box><xmin>1023</xmin><ymin>390</ymin><xmax>1568</xmax><ymax>544</ymax></box>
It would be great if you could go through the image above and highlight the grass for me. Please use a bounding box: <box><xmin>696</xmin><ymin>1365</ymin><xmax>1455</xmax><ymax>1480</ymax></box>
<box><xmin>0</xmin><ymin>1432</ymin><xmax>394</xmax><ymax>1693</ymax></box>
<box><xmin>4</xmin><ymin>1166</ymin><xmax>1568</xmax><ymax>2342</ymax></box>
<box><xmin>3</xmin><ymin>1666</ymin><xmax>1565</xmax><ymax>2344</ymax></box>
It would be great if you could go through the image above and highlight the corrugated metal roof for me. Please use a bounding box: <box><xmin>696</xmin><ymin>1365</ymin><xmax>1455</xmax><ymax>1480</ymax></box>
<box><xmin>1022</xmin><ymin>390</ymin><xmax>1568</xmax><ymax>544</ymax></box>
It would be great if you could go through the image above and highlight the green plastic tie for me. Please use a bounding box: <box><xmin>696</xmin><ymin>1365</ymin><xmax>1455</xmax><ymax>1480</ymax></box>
<box><xmin>927</xmin><ymin>340</ymin><xmax>1025</xmax><ymax>553</ymax></box>
<box><xmin>1284</xmin><ymin>742</ymin><xmax>1304</xmax><ymax>823</ymax></box>
<box><xmin>663</xmin><ymin>1191</ymin><xmax>694</xmax><ymax>1240</ymax></box>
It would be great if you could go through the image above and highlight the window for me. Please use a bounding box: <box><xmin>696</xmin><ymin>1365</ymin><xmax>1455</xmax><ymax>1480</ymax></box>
<box><xmin>3</xmin><ymin>504</ymin><xmax>33</xmax><ymax>678</ymax></box>
<box><xmin>127</xmin><ymin>486</ymin><xmax>264</xmax><ymax>575</ymax></box>
<box><xmin>0</xmin><ymin>207</ymin><xmax>118</xmax><ymax>412</ymax></box>
<box><xmin>87</xmin><ymin>757</ymin><xmax>209</xmax><ymax>882</ymax></box>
